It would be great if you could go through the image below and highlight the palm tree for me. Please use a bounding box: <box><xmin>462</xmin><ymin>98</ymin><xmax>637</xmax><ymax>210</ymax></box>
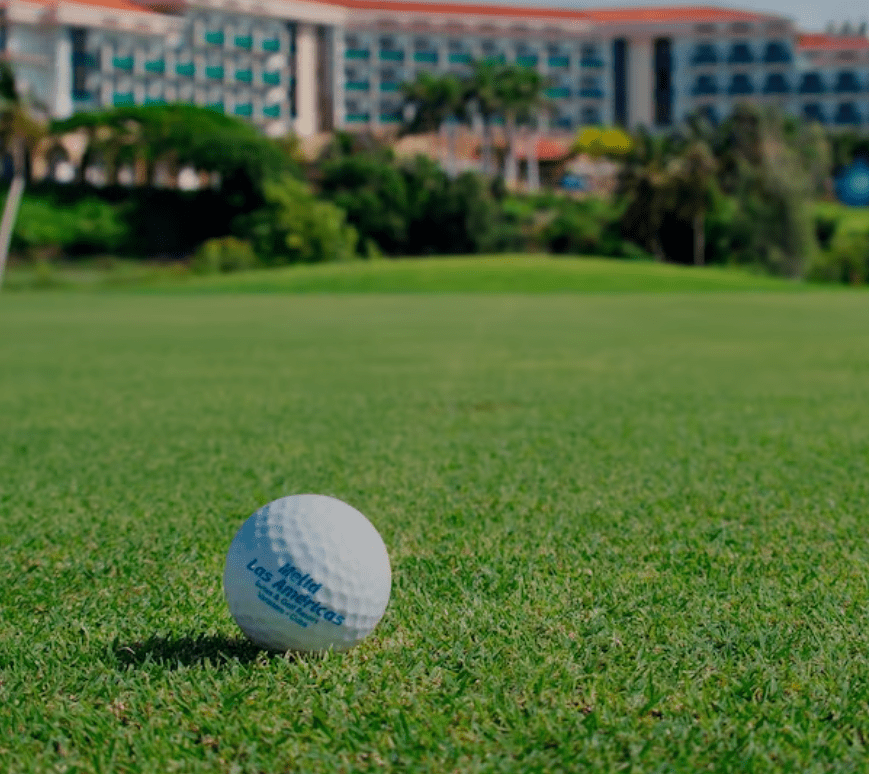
<box><xmin>666</xmin><ymin>138</ymin><xmax>718</xmax><ymax>265</ymax></box>
<box><xmin>400</xmin><ymin>71</ymin><xmax>466</xmax><ymax>177</ymax></box>
<box><xmin>0</xmin><ymin>62</ymin><xmax>46</xmax><ymax>290</ymax></box>
<box><xmin>494</xmin><ymin>64</ymin><xmax>549</xmax><ymax>188</ymax></box>
<box><xmin>465</xmin><ymin>61</ymin><xmax>502</xmax><ymax>177</ymax></box>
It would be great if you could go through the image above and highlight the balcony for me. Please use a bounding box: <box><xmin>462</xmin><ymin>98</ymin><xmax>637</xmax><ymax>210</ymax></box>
<box><xmin>728</xmin><ymin>74</ymin><xmax>754</xmax><ymax>95</ymax></box>
<box><xmin>345</xmin><ymin>48</ymin><xmax>370</xmax><ymax>60</ymax></box>
<box><xmin>835</xmin><ymin>73</ymin><xmax>862</xmax><ymax>93</ymax></box>
<box><xmin>205</xmin><ymin>31</ymin><xmax>224</xmax><ymax>46</ymax></box>
<box><xmin>834</xmin><ymin>103</ymin><xmax>861</xmax><ymax>125</ymax></box>
<box><xmin>379</xmin><ymin>49</ymin><xmax>405</xmax><ymax>61</ymax></box>
<box><xmin>235</xmin><ymin>35</ymin><xmax>253</xmax><ymax>49</ymax></box>
<box><xmin>113</xmin><ymin>92</ymin><xmax>134</xmax><ymax>106</ymax></box>
<box><xmin>763</xmin><ymin>73</ymin><xmax>790</xmax><ymax>94</ymax></box>
<box><xmin>234</xmin><ymin>103</ymin><xmax>253</xmax><ymax>117</ymax></box>
<box><xmin>413</xmin><ymin>51</ymin><xmax>437</xmax><ymax>63</ymax></box>
<box><xmin>73</xmin><ymin>52</ymin><xmax>98</xmax><ymax>67</ymax></box>
<box><xmin>263</xmin><ymin>71</ymin><xmax>280</xmax><ymax>85</ymax></box>
<box><xmin>206</xmin><ymin>66</ymin><xmax>224</xmax><ymax>80</ymax></box>
<box><xmin>546</xmin><ymin>86</ymin><xmax>571</xmax><ymax>98</ymax></box>
<box><xmin>482</xmin><ymin>54</ymin><xmax>506</xmax><ymax>65</ymax></box>
<box><xmin>803</xmin><ymin>103</ymin><xmax>826</xmax><ymax>123</ymax></box>
<box><xmin>727</xmin><ymin>43</ymin><xmax>754</xmax><ymax>65</ymax></box>
<box><xmin>144</xmin><ymin>59</ymin><xmax>164</xmax><ymax>74</ymax></box>
<box><xmin>346</xmin><ymin>112</ymin><xmax>370</xmax><ymax>123</ymax></box>
<box><xmin>516</xmin><ymin>54</ymin><xmax>538</xmax><ymax>67</ymax></box>
<box><xmin>580</xmin><ymin>57</ymin><xmax>604</xmax><ymax>68</ymax></box>
<box><xmin>763</xmin><ymin>42</ymin><xmax>792</xmax><ymax>63</ymax></box>
<box><xmin>380</xmin><ymin>81</ymin><xmax>400</xmax><ymax>92</ymax></box>
<box><xmin>798</xmin><ymin>73</ymin><xmax>826</xmax><ymax>94</ymax></box>
<box><xmin>346</xmin><ymin>80</ymin><xmax>370</xmax><ymax>91</ymax></box>
<box><xmin>262</xmin><ymin>39</ymin><xmax>280</xmax><ymax>52</ymax></box>
<box><xmin>691</xmin><ymin>45</ymin><xmax>718</xmax><ymax>66</ymax></box>
<box><xmin>548</xmin><ymin>55</ymin><xmax>569</xmax><ymax>68</ymax></box>
<box><xmin>145</xmin><ymin>97</ymin><xmax>165</xmax><ymax>106</ymax></box>
<box><xmin>263</xmin><ymin>104</ymin><xmax>281</xmax><ymax>118</ymax></box>
<box><xmin>692</xmin><ymin>76</ymin><xmax>718</xmax><ymax>96</ymax></box>
<box><xmin>113</xmin><ymin>56</ymin><xmax>134</xmax><ymax>71</ymax></box>
<box><xmin>579</xmin><ymin>87</ymin><xmax>604</xmax><ymax>99</ymax></box>
<box><xmin>448</xmin><ymin>52</ymin><xmax>472</xmax><ymax>64</ymax></box>
<box><xmin>380</xmin><ymin>112</ymin><xmax>402</xmax><ymax>123</ymax></box>
<box><xmin>176</xmin><ymin>62</ymin><xmax>195</xmax><ymax>77</ymax></box>
<box><xmin>235</xmin><ymin>69</ymin><xmax>252</xmax><ymax>83</ymax></box>
<box><xmin>206</xmin><ymin>101</ymin><xmax>224</xmax><ymax>112</ymax></box>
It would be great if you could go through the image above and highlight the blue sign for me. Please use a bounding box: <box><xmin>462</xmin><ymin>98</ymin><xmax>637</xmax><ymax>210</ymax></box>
<box><xmin>834</xmin><ymin>159</ymin><xmax>869</xmax><ymax>206</ymax></box>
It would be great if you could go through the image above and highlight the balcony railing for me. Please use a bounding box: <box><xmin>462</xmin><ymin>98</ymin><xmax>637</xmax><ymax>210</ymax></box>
<box><xmin>516</xmin><ymin>55</ymin><xmax>538</xmax><ymax>67</ymax></box>
<box><xmin>379</xmin><ymin>50</ymin><xmax>405</xmax><ymax>61</ymax></box>
<box><xmin>380</xmin><ymin>112</ymin><xmax>402</xmax><ymax>123</ymax></box>
<box><xmin>691</xmin><ymin>47</ymin><xmax>718</xmax><ymax>65</ymax></box>
<box><xmin>205</xmin><ymin>31</ymin><xmax>224</xmax><ymax>46</ymax></box>
<box><xmin>798</xmin><ymin>74</ymin><xmax>826</xmax><ymax>94</ymax></box>
<box><xmin>206</xmin><ymin>66</ymin><xmax>224</xmax><ymax>80</ymax></box>
<box><xmin>579</xmin><ymin>87</ymin><xmax>604</xmax><ymax>98</ymax></box>
<box><xmin>262</xmin><ymin>39</ymin><xmax>280</xmax><ymax>52</ymax></box>
<box><xmin>413</xmin><ymin>51</ymin><xmax>437</xmax><ymax>63</ymax></box>
<box><xmin>113</xmin><ymin>92</ymin><xmax>134</xmax><ymax>106</ymax></box>
<box><xmin>263</xmin><ymin>104</ymin><xmax>281</xmax><ymax>118</ymax></box>
<box><xmin>207</xmin><ymin>101</ymin><xmax>224</xmax><ymax>112</ymax></box>
<box><xmin>235</xmin><ymin>35</ymin><xmax>253</xmax><ymax>49</ymax></box>
<box><xmin>144</xmin><ymin>59</ymin><xmax>164</xmax><ymax>74</ymax></box>
<box><xmin>346</xmin><ymin>80</ymin><xmax>370</xmax><ymax>91</ymax></box>
<box><xmin>346</xmin><ymin>112</ymin><xmax>370</xmax><ymax>123</ymax></box>
<box><xmin>113</xmin><ymin>56</ymin><xmax>134</xmax><ymax>71</ymax></box>
<box><xmin>345</xmin><ymin>49</ymin><xmax>370</xmax><ymax>59</ymax></box>
<box><xmin>763</xmin><ymin>75</ymin><xmax>790</xmax><ymax>94</ymax></box>
<box><xmin>145</xmin><ymin>97</ymin><xmax>165</xmax><ymax>106</ymax></box>
<box><xmin>234</xmin><ymin>103</ymin><xmax>253</xmax><ymax>117</ymax></box>
<box><xmin>263</xmin><ymin>71</ymin><xmax>280</xmax><ymax>85</ymax></box>
<box><xmin>727</xmin><ymin>44</ymin><xmax>754</xmax><ymax>64</ymax></box>
<box><xmin>380</xmin><ymin>81</ymin><xmax>400</xmax><ymax>92</ymax></box>
<box><xmin>548</xmin><ymin>56</ymin><xmax>569</xmax><ymax>68</ymax></box>
<box><xmin>235</xmin><ymin>69</ymin><xmax>252</xmax><ymax>83</ymax></box>
<box><xmin>546</xmin><ymin>86</ymin><xmax>571</xmax><ymax>98</ymax></box>
<box><xmin>448</xmin><ymin>52</ymin><xmax>472</xmax><ymax>64</ymax></box>
<box><xmin>176</xmin><ymin>62</ymin><xmax>195</xmax><ymax>77</ymax></box>
<box><xmin>692</xmin><ymin>78</ymin><xmax>718</xmax><ymax>96</ymax></box>
<box><xmin>835</xmin><ymin>75</ymin><xmax>862</xmax><ymax>93</ymax></box>
<box><xmin>580</xmin><ymin>57</ymin><xmax>604</xmax><ymax>68</ymax></box>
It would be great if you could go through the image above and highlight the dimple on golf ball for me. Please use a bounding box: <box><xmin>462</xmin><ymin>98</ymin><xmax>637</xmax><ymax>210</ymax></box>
<box><xmin>223</xmin><ymin>494</ymin><xmax>391</xmax><ymax>653</ymax></box>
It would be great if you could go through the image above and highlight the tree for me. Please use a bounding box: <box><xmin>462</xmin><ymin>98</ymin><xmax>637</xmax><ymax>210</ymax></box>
<box><xmin>493</xmin><ymin>64</ymin><xmax>549</xmax><ymax>187</ymax></box>
<box><xmin>400</xmin><ymin>71</ymin><xmax>466</xmax><ymax>177</ymax></box>
<box><xmin>465</xmin><ymin>61</ymin><xmax>502</xmax><ymax>177</ymax></box>
<box><xmin>666</xmin><ymin>138</ymin><xmax>718</xmax><ymax>265</ymax></box>
<box><xmin>0</xmin><ymin>62</ymin><xmax>46</xmax><ymax>290</ymax></box>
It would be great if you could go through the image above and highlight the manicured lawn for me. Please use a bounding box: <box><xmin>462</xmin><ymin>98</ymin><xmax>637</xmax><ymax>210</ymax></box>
<box><xmin>2</xmin><ymin>290</ymin><xmax>868</xmax><ymax>772</ymax></box>
<box><xmin>4</xmin><ymin>254</ymin><xmax>799</xmax><ymax>294</ymax></box>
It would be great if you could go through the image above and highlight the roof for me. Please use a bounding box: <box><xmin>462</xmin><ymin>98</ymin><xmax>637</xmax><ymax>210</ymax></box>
<box><xmin>473</xmin><ymin>137</ymin><xmax>572</xmax><ymax>161</ymax></box>
<box><xmin>331</xmin><ymin>1</ymin><xmax>782</xmax><ymax>24</ymax></box>
<box><xmin>51</xmin><ymin>0</ymin><xmax>162</xmax><ymax>13</ymax></box>
<box><xmin>797</xmin><ymin>33</ymin><xmax>869</xmax><ymax>51</ymax></box>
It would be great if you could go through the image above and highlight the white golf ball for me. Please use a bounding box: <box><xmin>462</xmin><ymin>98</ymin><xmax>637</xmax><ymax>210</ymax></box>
<box><xmin>223</xmin><ymin>494</ymin><xmax>391</xmax><ymax>652</ymax></box>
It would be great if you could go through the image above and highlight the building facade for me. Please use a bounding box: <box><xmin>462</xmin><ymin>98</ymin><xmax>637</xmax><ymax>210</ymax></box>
<box><xmin>2</xmin><ymin>0</ymin><xmax>869</xmax><ymax>137</ymax></box>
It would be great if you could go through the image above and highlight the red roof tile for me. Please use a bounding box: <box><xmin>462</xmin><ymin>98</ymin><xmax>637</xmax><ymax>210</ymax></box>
<box><xmin>49</xmin><ymin>0</ymin><xmax>161</xmax><ymax>14</ymax></box>
<box><xmin>330</xmin><ymin>1</ymin><xmax>780</xmax><ymax>24</ymax></box>
<box><xmin>797</xmin><ymin>33</ymin><xmax>869</xmax><ymax>51</ymax></box>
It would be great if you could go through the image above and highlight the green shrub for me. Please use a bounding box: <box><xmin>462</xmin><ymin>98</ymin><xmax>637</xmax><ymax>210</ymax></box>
<box><xmin>807</xmin><ymin>224</ymin><xmax>869</xmax><ymax>284</ymax></box>
<box><xmin>190</xmin><ymin>236</ymin><xmax>259</xmax><ymax>274</ymax></box>
<box><xmin>7</xmin><ymin>195</ymin><xmax>130</xmax><ymax>256</ymax></box>
<box><xmin>236</xmin><ymin>176</ymin><xmax>358</xmax><ymax>264</ymax></box>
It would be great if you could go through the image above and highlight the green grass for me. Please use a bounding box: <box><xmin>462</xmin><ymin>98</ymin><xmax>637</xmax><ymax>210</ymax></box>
<box><xmin>3</xmin><ymin>254</ymin><xmax>800</xmax><ymax>294</ymax></box>
<box><xmin>2</xmin><ymin>290</ymin><xmax>869</xmax><ymax>772</ymax></box>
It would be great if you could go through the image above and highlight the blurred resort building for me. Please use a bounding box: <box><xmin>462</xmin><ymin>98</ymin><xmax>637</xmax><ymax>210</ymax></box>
<box><xmin>3</xmin><ymin>0</ymin><xmax>869</xmax><ymax>138</ymax></box>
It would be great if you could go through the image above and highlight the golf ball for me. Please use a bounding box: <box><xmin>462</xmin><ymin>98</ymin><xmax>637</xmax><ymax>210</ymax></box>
<box><xmin>223</xmin><ymin>494</ymin><xmax>391</xmax><ymax>652</ymax></box>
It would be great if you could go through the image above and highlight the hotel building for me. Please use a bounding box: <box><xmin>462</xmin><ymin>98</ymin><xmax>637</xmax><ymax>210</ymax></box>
<box><xmin>2</xmin><ymin>0</ymin><xmax>869</xmax><ymax>137</ymax></box>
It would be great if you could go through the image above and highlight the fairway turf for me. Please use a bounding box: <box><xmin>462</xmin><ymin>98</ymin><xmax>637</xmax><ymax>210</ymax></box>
<box><xmin>2</xmin><ymin>291</ymin><xmax>869</xmax><ymax>773</ymax></box>
<box><xmin>5</xmin><ymin>254</ymin><xmax>799</xmax><ymax>294</ymax></box>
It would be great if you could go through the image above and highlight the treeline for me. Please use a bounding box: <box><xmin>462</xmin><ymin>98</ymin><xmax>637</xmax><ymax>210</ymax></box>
<box><xmin>7</xmin><ymin>103</ymin><xmax>869</xmax><ymax>284</ymax></box>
